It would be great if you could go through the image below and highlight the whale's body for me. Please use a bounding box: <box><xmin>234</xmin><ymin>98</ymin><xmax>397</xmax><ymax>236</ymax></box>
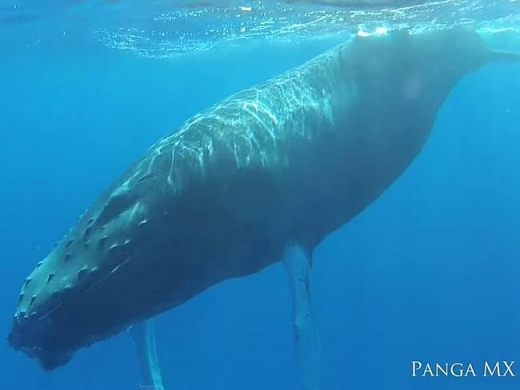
<box><xmin>8</xmin><ymin>29</ymin><xmax>512</xmax><ymax>370</ymax></box>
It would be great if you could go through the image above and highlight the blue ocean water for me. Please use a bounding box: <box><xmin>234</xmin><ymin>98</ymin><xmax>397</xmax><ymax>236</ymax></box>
<box><xmin>1</xmin><ymin>1</ymin><xmax>520</xmax><ymax>389</ymax></box>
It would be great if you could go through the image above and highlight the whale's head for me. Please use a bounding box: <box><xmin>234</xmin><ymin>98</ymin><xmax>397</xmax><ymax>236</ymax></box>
<box><xmin>7</xmin><ymin>171</ymin><xmax>166</xmax><ymax>370</ymax></box>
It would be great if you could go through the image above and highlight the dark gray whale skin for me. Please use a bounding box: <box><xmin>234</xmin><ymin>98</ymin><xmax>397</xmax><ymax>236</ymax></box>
<box><xmin>8</xmin><ymin>28</ymin><xmax>517</xmax><ymax>370</ymax></box>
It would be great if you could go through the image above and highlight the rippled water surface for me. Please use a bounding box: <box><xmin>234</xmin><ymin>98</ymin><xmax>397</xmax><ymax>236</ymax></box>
<box><xmin>1</xmin><ymin>0</ymin><xmax>519</xmax><ymax>57</ymax></box>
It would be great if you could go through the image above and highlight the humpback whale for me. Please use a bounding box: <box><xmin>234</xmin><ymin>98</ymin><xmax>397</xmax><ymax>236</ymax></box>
<box><xmin>7</xmin><ymin>28</ymin><xmax>519</xmax><ymax>382</ymax></box>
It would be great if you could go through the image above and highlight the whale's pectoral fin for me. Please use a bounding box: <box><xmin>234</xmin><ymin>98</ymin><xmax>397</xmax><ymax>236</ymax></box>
<box><xmin>129</xmin><ymin>319</ymin><xmax>165</xmax><ymax>390</ymax></box>
<box><xmin>284</xmin><ymin>245</ymin><xmax>320</xmax><ymax>390</ymax></box>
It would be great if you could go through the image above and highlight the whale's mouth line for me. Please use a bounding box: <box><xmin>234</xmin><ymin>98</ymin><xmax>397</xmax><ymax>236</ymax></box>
<box><xmin>20</xmin><ymin>255</ymin><xmax>130</xmax><ymax>326</ymax></box>
<box><xmin>7</xmin><ymin>257</ymin><xmax>130</xmax><ymax>365</ymax></box>
<box><xmin>8</xmin><ymin>229</ymin><xmax>173</xmax><ymax>370</ymax></box>
<box><xmin>32</xmin><ymin>262</ymin><xmax>127</xmax><ymax>324</ymax></box>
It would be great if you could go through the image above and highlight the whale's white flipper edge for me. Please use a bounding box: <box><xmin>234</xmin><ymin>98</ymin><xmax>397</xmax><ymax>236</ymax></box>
<box><xmin>129</xmin><ymin>319</ymin><xmax>165</xmax><ymax>390</ymax></box>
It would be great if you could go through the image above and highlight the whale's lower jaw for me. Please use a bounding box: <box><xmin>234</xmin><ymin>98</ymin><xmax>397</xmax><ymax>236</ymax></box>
<box><xmin>8</xmin><ymin>295</ymin><xmax>154</xmax><ymax>370</ymax></box>
<box><xmin>7</xmin><ymin>265</ymin><xmax>137</xmax><ymax>370</ymax></box>
<box><xmin>8</xmin><ymin>316</ymin><xmax>76</xmax><ymax>371</ymax></box>
<box><xmin>7</xmin><ymin>287</ymin><xmax>128</xmax><ymax>370</ymax></box>
<box><xmin>7</xmin><ymin>241</ymin><xmax>233</xmax><ymax>370</ymax></box>
<box><xmin>8</xmin><ymin>291</ymin><xmax>166</xmax><ymax>371</ymax></box>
